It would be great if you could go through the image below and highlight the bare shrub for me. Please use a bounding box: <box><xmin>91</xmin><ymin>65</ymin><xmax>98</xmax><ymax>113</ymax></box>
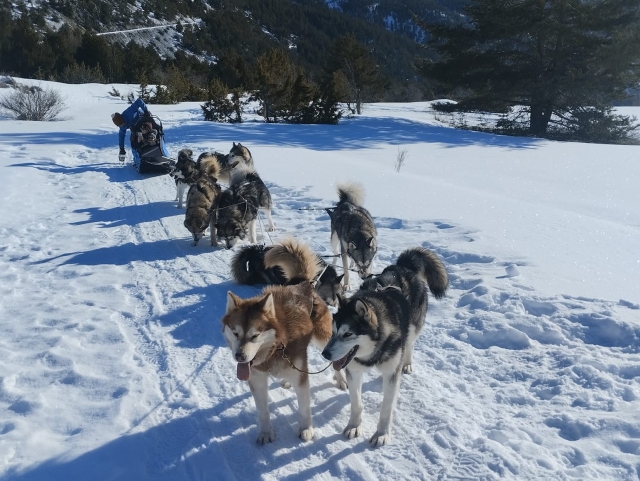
<box><xmin>0</xmin><ymin>85</ymin><xmax>66</xmax><ymax>121</ymax></box>
<box><xmin>395</xmin><ymin>147</ymin><xmax>408</xmax><ymax>172</ymax></box>
<box><xmin>59</xmin><ymin>62</ymin><xmax>105</xmax><ymax>84</ymax></box>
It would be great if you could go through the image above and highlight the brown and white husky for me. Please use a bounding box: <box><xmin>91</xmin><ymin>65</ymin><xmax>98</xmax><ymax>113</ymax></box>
<box><xmin>221</xmin><ymin>283</ymin><xmax>346</xmax><ymax>444</ymax></box>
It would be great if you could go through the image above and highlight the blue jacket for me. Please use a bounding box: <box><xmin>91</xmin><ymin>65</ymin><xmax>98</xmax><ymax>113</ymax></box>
<box><xmin>119</xmin><ymin>98</ymin><xmax>148</xmax><ymax>151</ymax></box>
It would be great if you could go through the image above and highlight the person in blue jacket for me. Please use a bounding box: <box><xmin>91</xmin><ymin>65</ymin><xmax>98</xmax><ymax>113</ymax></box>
<box><xmin>111</xmin><ymin>98</ymin><xmax>150</xmax><ymax>162</ymax></box>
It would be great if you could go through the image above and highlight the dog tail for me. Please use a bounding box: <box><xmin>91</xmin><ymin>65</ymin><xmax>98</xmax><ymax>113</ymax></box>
<box><xmin>396</xmin><ymin>247</ymin><xmax>449</xmax><ymax>299</ymax></box>
<box><xmin>337</xmin><ymin>182</ymin><xmax>365</xmax><ymax>206</ymax></box>
<box><xmin>197</xmin><ymin>153</ymin><xmax>221</xmax><ymax>181</ymax></box>
<box><xmin>264</xmin><ymin>237</ymin><xmax>322</xmax><ymax>283</ymax></box>
<box><xmin>231</xmin><ymin>245</ymin><xmax>285</xmax><ymax>285</ymax></box>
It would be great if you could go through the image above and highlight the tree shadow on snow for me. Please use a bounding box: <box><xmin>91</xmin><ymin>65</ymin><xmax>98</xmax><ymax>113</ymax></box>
<box><xmin>168</xmin><ymin>115</ymin><xmax>540</xmax><ymax>151</ymax></box>
<box><xmin>9</xmin><ymin>159</ymin><xmax>150</xmax><ymax>183</ymax></box>
<box><xmin>1</xmin><ymin>130</ymin><xmax>115</xmax><ymax>150</ymax></box>
<box><xmin>1</xmin><ymin>115</ymin><xmax>538</xmax><ymax>157</ymax></box>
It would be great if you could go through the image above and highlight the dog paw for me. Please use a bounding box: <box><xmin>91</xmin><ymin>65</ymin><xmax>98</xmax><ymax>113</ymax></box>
<box><xmin>256</xmin><ymin>430</ymin><xmax>275</xmax><ymax>445</ymax></box>
<box><xmin>280</xmin><ymin>380</ymin><xmax>291</xmax><ymax>389</ymax></box>
<box><xmin>402</xmin><ymin>364</ymin><xmax>413</xmax><ymax>374</ymax></box>
<box><xmin>370</xmin><ymin>432</ymin><xmax>391</xmax><ymax>447</ymax></box>
<box><xmin>343</xmin><ymin>424</ymin><xmax>362</xmax><ymax>439</ymax></box>
<box><xmin>267</xmin><ymin>225</ymin><xmax>276</xmax><ymax>232</ymax></box>
<box><xmin>333</xmin><ymin>373</ymin><xmax>348</xmax><ymax>390</ymax></box>
<box><xmin>299</xmin><ymin>427</ymin><xmax>314</xmax><ymax>442</ymax></box>
<box><xmin>211</xmin><ymin>241</ymin><xmax>218</xmax><ymax>247</ymax></box>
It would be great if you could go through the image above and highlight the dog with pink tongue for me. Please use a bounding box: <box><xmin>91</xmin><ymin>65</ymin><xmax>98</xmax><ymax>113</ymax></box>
<box><xmin>221</xmin><ymin>282</ymin><xmax>346</xmax><ymax>444</ymax></box>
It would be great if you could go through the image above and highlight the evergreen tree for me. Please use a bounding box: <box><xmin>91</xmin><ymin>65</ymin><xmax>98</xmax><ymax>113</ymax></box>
<box><xmin>326</xmin><ymin>34</ymin><xmax>383</xmax><ymax>114</ymax></box>
<box><xmin>201</xmin><ymin>78</ymin><xmax>244</xmax><ymax>123</ymax></box>
<box><xmin>253</xmin><ymin>48</ymin><xmax>297</xmax><ymax>123</ymax></box>
<box><xmin>416</xmin><ymin>0</ymin><xmax>640</xmax><ymax>140</ymax></box>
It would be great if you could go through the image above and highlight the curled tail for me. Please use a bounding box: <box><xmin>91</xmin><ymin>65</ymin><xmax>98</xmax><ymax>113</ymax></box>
<box><xmin>336</xmin><ymin>182</ymin><xmax>365</xmax><ymax>206</ymax></box>
<box><xmin>264</xmin><ymin>237</ymin><xmax>322</xmax><ymax>283</ymax></box>
<box><xmin>196</xmin><ymin>153</ymin><xmax>221</xmax><ymax>181</ymax></box>
<box><xmin>396</xmin><ymin>247</ymin><xmax>449</xmax><ymax>299</ymax></box>
<box><xmin>231</xmin><ymin>245</ymin><xmax>286</xmax><ymax>285</ymax></box>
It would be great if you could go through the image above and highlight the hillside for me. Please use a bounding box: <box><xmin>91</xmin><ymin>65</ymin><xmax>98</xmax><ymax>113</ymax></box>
<box><xmin>1</xmin><ymin>0</ymin><xmax>447</xmax><ymax>100</ymax></box>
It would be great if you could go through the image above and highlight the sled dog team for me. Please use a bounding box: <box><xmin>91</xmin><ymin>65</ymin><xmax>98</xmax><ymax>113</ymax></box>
<box><xmin>171</xmin><ymin>144</ymin><xmax>449</xmax><ymax>447</ymax></box>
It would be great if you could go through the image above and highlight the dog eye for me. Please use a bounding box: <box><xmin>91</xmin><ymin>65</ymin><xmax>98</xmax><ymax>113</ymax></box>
<box><xmin>233</xmin><ymin>332</ymin><xmax>239</xmax><ymax>338</ymax></box>
<box><xmin>251</xmin><ymin>334</ymin><xmax>259</xmax><ymax>341</ymax></box>
<box><xmin>343</xmin><ymin>332</ymin><xmax>353</xmax><ymax>338</ymax></box>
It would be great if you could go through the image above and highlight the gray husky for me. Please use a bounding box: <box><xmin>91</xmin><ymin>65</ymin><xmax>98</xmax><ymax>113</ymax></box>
<box><xmin>322</xmin><ymin>247</ymin><xmax>448</xmax><ymax>446</ymax></box>
<box><xmin>183</xmin><ymin>153</ymin><xmax>222</xmax><ymax>246</ymax></box>
<box><xmin>326</xmin><ymin>183</ymin><xmax>377</xmax><ymax>289</ymax></box>
<box><xmin>170</xmin><ymin>149</ymin><xmax>198</xmax><ymax>209</ymax></box>
<box><xmin>216</xmin><ymin>167</ymin><xmax>275</xmax><ymax>249</ymax></box>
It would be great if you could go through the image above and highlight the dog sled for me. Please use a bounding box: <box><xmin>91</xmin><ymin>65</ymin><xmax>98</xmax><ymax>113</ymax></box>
<box><xmin>130</xmin><ymin>114</ymin><xmax>174</xmax><ymax>174</ymax></box>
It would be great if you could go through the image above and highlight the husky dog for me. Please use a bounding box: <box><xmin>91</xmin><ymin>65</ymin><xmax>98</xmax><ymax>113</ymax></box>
<box><xmin>322</xmin><ymin>247</ymin><xmax>448</xmax><ymax>446</ymax></box>
<box><xmin>230</xmin><ymin>238</ymin><xmax>345</xmax><ymax>306</ymax></box>
<box><xmin>208</xmin><ymin>152</ymin><xmax>240</xmax><ymax>185</ymax></box>
<box><xmin>171</xmin><ymin>149</ymin><xmax>198</xmax><ymax>209</ymax></box>
<box><xmin>221</xmin><ymin>283</ymin><xmax>347</xmax><ymax>444</ymax></box>
<box><xmin>216</xmin><ymin>168</ymin><xmax>275</xmax><ymax>249</ymax></box>
<box><xmin>228</xmin><ymin>142</ymin><xmax>255</xmax><ymax>171</ymax></box>
<box><xmin>183</xmin><ymin>154</ymin><xmax>222</xmax><ymax>246</ymax></box>
<box><xmin>326</xmin><ymin>183</ymin><xmax>377</xmax><ymax>288</ymax></box>
<box><xmin>359</xmin><ymin>247</ymin><xmax>449</xmax><ymax>374</ymax></box>
<box><xmin>230</xmin><ymin>244</ymin><xmax>288</xmax><ymax>285</ymax></box>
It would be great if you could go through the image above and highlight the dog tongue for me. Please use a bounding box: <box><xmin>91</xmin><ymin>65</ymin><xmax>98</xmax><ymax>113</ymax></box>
<box><xmin>237</xmin><ymin>362</ymin><xmax>251</xmax><ymax>381</ymax></box>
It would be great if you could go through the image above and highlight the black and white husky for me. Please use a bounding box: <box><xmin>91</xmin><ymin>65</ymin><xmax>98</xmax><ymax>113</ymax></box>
<box><xmin>228</xmin><ymin>142</ymin><xmax>254</xmax><ymax>171</ymax></box>
<box><xmin>216</xmin><ymin>167</ymin><xmax>275</xmax><ymax>249</ymax></box>
<box><xmin>170</xmin><ymin>149</ymin><xmax>198</xmax><ymax>209</ymax></box>
<box><xmin>326</xmin><ymin>182</ymin><xmax>377</xmax><ymax>289</ymax></box>
<box><xmin>322</xmin><ymin>247</ymin><xmax>448</xmax><ymax>446</ymax></box>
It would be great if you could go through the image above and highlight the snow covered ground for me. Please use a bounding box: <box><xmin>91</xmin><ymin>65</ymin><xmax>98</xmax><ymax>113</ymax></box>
<box><xmin>1</xmin><ymin>79</ymin><xmax>639</xmax><ymax>480</ymax></box>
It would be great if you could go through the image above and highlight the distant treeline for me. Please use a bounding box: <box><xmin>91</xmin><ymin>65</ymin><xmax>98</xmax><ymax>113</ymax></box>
<box><xmin>0</xmin><ymin>0</ymin><xmax>429</xmax><ymax>102</ymax></box>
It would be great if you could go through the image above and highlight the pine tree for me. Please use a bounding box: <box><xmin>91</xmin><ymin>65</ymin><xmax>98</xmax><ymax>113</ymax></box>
<box><xmin>201</xmin><ymin>78</ymin><xmax>244</xmax><ymax>123</ymax></box>
<box><xmin>416</xmin><ymin>0</ymin><xmax>640</xmax><ymax>140</ymax></box>
<box><xmin>253</xmin><ymin>49</ymin><xmax>297</xmax><ymax>123</ymax></box>
<box><xmin>326</xmin><ymin>34</ymin><xmax>383</xmax><ymax>115</ymax></box>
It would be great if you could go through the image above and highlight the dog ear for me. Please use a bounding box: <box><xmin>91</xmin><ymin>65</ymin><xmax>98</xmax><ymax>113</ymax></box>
<box><xmin>226</xmin><ymin>291</ymin><xmax>242</xmax><ymax>314</ymax></box>
<box><xmin>257</xmin><ymin>293</ymin><xmax>275</xmax><ymax>317</ymax></box>
<box><xmin>354</xmin><ymin>299</ymin><xmax>375</xmax><ymax>326</ymax></box>
<box><xmin>335</xmin><ymin>274</ymin><xmax>345</xmax><ymax>285</ymax></box>
<box><xmin>324</xmin><ymin>208</ymin><xmax>334</xmax><ymax>219</ymax></box>
<box><xmin>232</xmin><ymin>142</ymin><xmax>236</xmax><ymax>147</ymax></box>
<box><xmin>367</xmin><ymin>237</ymin><xmax>377</xmax><ymax>250</ymax></box>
